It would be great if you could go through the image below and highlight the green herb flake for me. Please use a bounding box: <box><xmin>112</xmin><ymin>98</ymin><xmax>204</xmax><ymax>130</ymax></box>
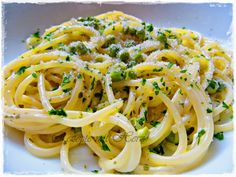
<box><xmin>31</xmin><ymin>72</ymin><xmax>38</xmax><ymax>78</ymax></box>
<box><xmin>102</xmin><ymin>36</ymin><xmax>116</xmax><ymax>48</ymax></box>
<box><xmin>153</xmin><ymin>67</ymin><xmax>163</xmax><ymax>72</ymax></box>
<box><xmin>69</xmin><ymin>46</ymin><xmax>77</xmax><ymax>55</ymax></box>
<box><xmin>214</xmin><ymin>132</ymin><xmax>224</xmax><ymax>140</ymax></box>
<box><xmin>208</xmin><ymin>48</ymin><xmax>212</xmax><ymax>51</ymax></box>
<box><xmin>62</xmin><ymin>88</ymin><xmax>73</xmax><ymax>93</ymax></box>
<box><xmin>77</xmin><ymin>73</ymin><xmax>82</xmax><ymax>79</ymax></box>
<box><xmin>91</xmin><ymin>170</ymin><xmax>99</xmax><ymax>173</ymax></box>
<box><xmin>15</xmin><ymin>66</ymin><xmax>29</xmax><ymax>75</ymax></box>
<box><xmin>137</xmin><ymin>117</ymin><xmax>145</xmax><ymax>126</ymax></box>
<box><xmin>149</xmin><ymin>145</ymin><xmax>164</xmax><ymax>155</ymax></box>
<box><xmin>197</xmin><ymin>129</ymin><xmax>206</xmax><ymax>144</ymax></box>
<box><xmin>180</xmin><ymin>69</ymin><xmax>187</xmax><ymax>73</ymax></box>
<box><xmin>52</xmin><ymin>86</ymin><xmax>59</xmax><ymax>91</ymax></box>
<box><xmin>167</xmin><ymin>62</ymin><xmax>174</xmax><ymax>69</ymax></box>
<box><xmin>91</xmin><ymin>78</ymin><xmax>96</xmax><ymax>90</ymax></box>
<box><xmin>124</xmin><ymin>40</ymin><xmax>136</xmax><ymax>48</ymax></box>
<box><xmin>178</xmin><ymin>89</ymin><xmax>183</xmax><ymax>95</ymax></box>
<box><xmin>222</xmin><ymin>102</ymin><xmax>229</xmax><ymax>109</ymax></box>
<box><xmin>141</xmin><ymin>78</ymin><xmax>146</xmax><ymax>86</ymax></box>
<box><xmin>99</xmin><ymin>136</ymin><xmax>110</xmax><ymax>151</ymax></box>
<box><xmin>66</xmin><ymin>56</ymin><xmax>71</xmax><ymax>61</ymax></box>
<box><xmin>44</xmin><ymin>32</ymin><xmax>53</xmax><ymax>41</ymax></box>
<box><xmin>32</xmin><ymin>30</ymin><xmax>40</xmax><ymax>38</ymax></box>
<box><xmin>150</xmin><ymin>121</ymin><xmax>160</xmax><ymax>127</ymax></box>
<box><xmin>61</xmin><ymin>74</ymin><xmax>72</xmax><ymax>87</ymax></box>
<box><xmin>157</xmin><ymin>31</ymin><xmax>169</xmax><ymax>49</ymax></box>
<box><xmin>152</xmin><ymin>82</ymin><xmax>161</xmax><ymax>95</ymax></box>
<box><xmin>48</xmin><ymin>108</ymin><xmax>67</xmax><ymax>117</ymax></box>
<box><xmin>146</xmin><ymin>23</ymin><xmax>154</xmax><ymax>32</ymax></box>
<box><xmin>206</xmin><ymin>108</ymin><xmax>213</xmax><ymax>113</ymax></box>
<box><xmin>77</xmin><ymin>43</ymin><xmax>90</xmax><ymax>55</ymax></box>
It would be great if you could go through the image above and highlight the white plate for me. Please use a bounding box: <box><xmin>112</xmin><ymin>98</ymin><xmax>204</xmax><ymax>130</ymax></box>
<box><xmin>3</xmin><ymin>2</ymin><xmax>233</xmax><ymax>174</ymax></box>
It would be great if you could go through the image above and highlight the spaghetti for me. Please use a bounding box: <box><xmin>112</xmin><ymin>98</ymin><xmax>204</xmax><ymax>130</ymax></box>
<box><xmin>3</xmin><ymin>11</ymin><xmax>233</xmax><ymax>174</ymax></box>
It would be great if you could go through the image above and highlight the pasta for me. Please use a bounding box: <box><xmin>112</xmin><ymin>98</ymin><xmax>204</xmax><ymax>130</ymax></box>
<box><xmin>2</xmin><ymin>11</ymin><xmax>233</xmax><ymax>174</ymax></box>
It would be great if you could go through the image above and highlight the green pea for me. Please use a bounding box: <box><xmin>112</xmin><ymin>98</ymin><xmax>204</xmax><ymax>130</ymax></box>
<box><xmin>119</xmin><ymin>50</ymin><xmax>130</xmax><ymax>63</ymax></box>
<box><xmin>110</xmin><ymin>70</ymin><xmax>125</xmax><ymax>82</ymax></box>
<box><xmin>137</xmin><ymin>126</ymin><xmax>149</xmax><ymax>141</ymax></box>
<box><xmin>108</xmin><ymin>44</ymin><xmax>120</xmax><ymax>57</ymax></box>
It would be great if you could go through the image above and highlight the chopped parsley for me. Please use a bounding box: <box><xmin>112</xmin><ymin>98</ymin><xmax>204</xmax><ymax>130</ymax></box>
<box><xmin>206</xmin><ymin>79</ymin><xmax>225</xmax><ymax>94</ymax></box>
<box><xmin>31</xmin><ymin>72</ymin><xmax>38</xmax><ymax>78</ymax></box>
<box><xmin>46</xmin><ymin>46</ymin><xmax>53</xmax><ymax>50</ymax></box>
<box><xmin>150</xmin><ymin>120</ymin><xmax>160</xmax><ymax>127</ymax></box>
<box><xmin>222</xmin><ymin>102</ymin><xmax>229</xmax><ymax>109</ymax></box>
<box><xmin>124</xmin><ymin>40</ymin><xmax>136</xmax><ymax>48</ymax></box>
<box><xmin>48</xmin><ymin>108</ymin><xmax>67</xmax><ymax>117</ymax></box>
<box><xmin>152</xmin><ymin>82</ymin><xmax>160</xmax><ymax>95</ymax></box>
<box><xmin>157</xmin><ymin>31</ymin><xmax>169</xmax><ymax>49</ymax></box>
<box><xmin>77</xmin><ymin>43</ymin><xmax>90</xmax><ymax>55</ymax></box>
<box><xmin>99</xmin><ymin>136</ymin><xmax>110</xmax><ymax>151</ymax></box>
<box><xmin>214</xmin><ymin>132</ymin><xmax>224</xmax><ymax>140</ymax></box>
<box><xmin>197</xmin><ymin>129</ymin><xmax>206</xmax><ymax>144</ymax></box>
<box><xmin>62</xmin><ymin>88</ymin><xmax>73</xmax><ymax>93</ymax></box>
<box><xmin>77</xmin><ymin>73</ymin><xmax>82</xmax><ymax>79</ymax></box>
<box><xmin>180</xmin><ymin>69</ymin><xmax>187</xmax><ymax>73</ymax></box>
<box><xmin>52</xmin><ymin>86</ymin><xmax>59</xmax><ymax>91</ymax></box>
<box><xmin>141</xmin><ymin>78</ymin><xmax>146</xmax><ymax>86</ymax></box>
<box><xmin>91</xmin><ymin>170</ymin><xmax>99</xmax><ymax>173</ymax></box>
<box><xmin>137</xmin><ymin>116</ymin><xmax>145</xmax><ymax>126</ymax></box>
<box><xmin>15</xmin><ymin>66</ymin><xmax>29</xmax><ymax>75</ymax></box>
<box><xmin>65</xmin><ymin>56</ymin><xmax>71</xmax><ymax>61</ymax></box>
<box><xmin>149</xmin><ymin>145</ymin><xmax>164</xmax><ymax>155</ymax></box>
<box><xmin>69</xmin><ymin>46</ymin><xmax>77</xmax><ymax>55</ymax></box>
<box><xmin>61</xmin><ymin>74</ymin><xmax>72</xmax><ymax>87</ymax></box>
<box><xmin>146</xmin><ymin>23</ymin><xmax>154</xmax><ymax>32</ymax></box>
<box><xmin>44</xmin><ymin>32</ymin><xmax>53</xmax><ymax>41</ymax></box>
<box><xmin>91</xmin><ymin>78</ymin><xmax>96</xmax><ymax>90</ymax></box>
<box><xmin>153</xmin><ymin>67</ymin><xmax>163</xmax><ymax>72</ymax></box>
<box><xmin>127</xmin><ymin>60</ymin><xmax>137</xmax><ymax>68</ymax></box>
<box><xmin>167</xmin><ymin>62</ymin><xmax>174</xmax><ymax>69</ymax></box>
<box><xmin>32</xmin><ymin>30</ymin><xmax>40</xmax><ymax>38</ymax></box>
<box><xmin>77</xmin><ymin>16</ymin><xmax>101</xmax><ymax>30</ymax></box>
<box><xmin>102</xmin><ymin>36</ymin><xmax>115</xmax><ymax>48</ymax></box>
<box><xmin>207</xmin><ymin>108</ymin><xmax>213</xmax><ymax>113</ymax></box>
<box><xmin>178</xmin><ymin>89</ymin><xmax>183</xmax><ymax>95</ymax></box>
